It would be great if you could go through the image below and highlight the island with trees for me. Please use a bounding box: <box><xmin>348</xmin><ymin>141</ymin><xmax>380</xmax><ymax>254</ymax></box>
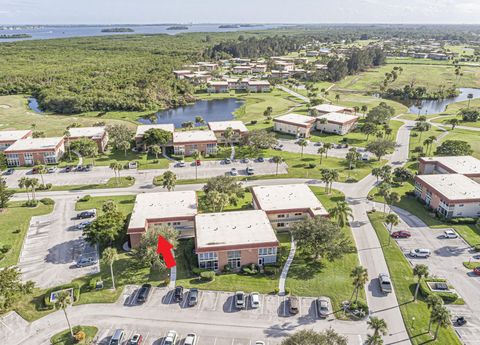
<box><xmin>100</xmin><ymin>28</ymin><xmax>134</xmax><ymax>33</ymax></box>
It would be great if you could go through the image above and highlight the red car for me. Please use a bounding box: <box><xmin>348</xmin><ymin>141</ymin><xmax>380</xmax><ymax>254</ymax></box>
<box><xmin>391</xmin><ymin>230</ymin><xmax>411</xmax><ymax>238</ymax></box>
<box><xmin>473</xmin><ymin>267</ymin><xmax>480</xmax><ymax>276</ymax></box>
<box><xmin>195</xmin><ymin>159</ymin><xmax>201</xmax><ymax>166</ymax></box>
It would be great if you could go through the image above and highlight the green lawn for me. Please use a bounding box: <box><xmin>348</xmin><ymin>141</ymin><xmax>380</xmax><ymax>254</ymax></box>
<box><xmin>95</xmin><ymin>149</ymin><xmax>170</xmax><ymax>170</ymax></box>
<box><xmin>197</xmin><ymin>191</ymin><xmax>253</xmax><ymax>213</ymax></box>
<box><xmin>51</xmin><ymin>326</ymin><xmax>98</xmax><ymax>345</ymax></box>
<box><xmin>197</xmin><ymin>88</ymin><xmax>300</xmax><ymax>123</ymax></box>
<box><xmin>431</xmin><ymin>115</ymin><xmax>480</xmax><ymax>129</ymax></box>
<box><xmin>286</xmin><ymin>187</ymin><xmax>364</xmax><ymax>313</ymax></box>
<box><xmin>335</xmin><ymin>64</ymin><xmax>480</xmax><ymax>92</ymax></box>
<box><xmin>176</xmin><ymin>235</ymin><xmax>291</xmax><ymax>294</ymax></box>
<box><xmin>439</xmin><ymin>128</ymin><xmax>480</xmax><ymax>158</ymax></box>
<box><xmin>75</xmin><ymin>195</ymin><xmax>136</xmax><ymax>215</ymax></box>
<box><xmin>369</xmin><ymin>212</ymin><xmax>461</xmax><ymax>345</ymax></box>
<box><xmin>0</xmin><ymin>95</ymin><xmax>135</xmax><ymax>137</ymax></box>
<box><xmin>0</xmin><ymin>201</ymin><xmax>54</xmax><ymax>268</ymax></box>
<box><xmin>13</xmin><ymin>176</ymin><xmax>135</xmax><ymax>193</ymax></box>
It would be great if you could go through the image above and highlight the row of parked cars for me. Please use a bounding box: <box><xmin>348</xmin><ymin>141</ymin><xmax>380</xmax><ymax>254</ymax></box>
<box><xmin>391</xmin><ymin>228</ymin><xmax>459</xmax><ymax>259</ymax></box>
<box><xmin>107</xmin><ymin>329</ymin><xmax>198</xmax><ymax>345</ymax></box>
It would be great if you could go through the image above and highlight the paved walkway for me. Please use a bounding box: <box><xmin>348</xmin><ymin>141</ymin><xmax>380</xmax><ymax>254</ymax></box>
<box><xmin>276</xmin><ymin>85</ymin><xmax>309</xmax><ymax>103</ymax></box>
<box><xmin>278</xmin><ymin>234</ymin><xmax>295</xmax><ymax>296</ymax></box>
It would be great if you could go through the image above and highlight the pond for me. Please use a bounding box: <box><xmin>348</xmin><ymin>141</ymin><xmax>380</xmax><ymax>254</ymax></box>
<box><xmin>138</xmin><ymin>98</ymin><xmax>244</xmax><ymax>128</ymax></box>
<box><xmin>408</xmin><ymin>88</ymin><xmax>480</xmax><ymax>115</ymax></box>
<box><xmin>28</xmin><ymin>97</ymin><xmax>43</xmax><ymax>113</ymax></box>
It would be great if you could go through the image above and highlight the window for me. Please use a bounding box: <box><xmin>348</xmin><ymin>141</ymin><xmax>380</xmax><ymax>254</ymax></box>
<box><xmin>198</xmin><ymin>252</ymin><xmax>218</xmax><ymax>270</ymax></box>
<box><xmin>6</xmin><ymin>154</ymin><xmax>20</xmax><ymax>167</ymax></box>
<box><xmin>277</xmin><ymin>222</ymin><xmax>285</xmax><ymax>228</ymax></box>
<box><xmin>43</xmin><ymin>151</ymin><xmax>57</xmax><ymax>164</ymax></box>
<box><xmin>258</xmin><ymin>248</ymin><xmax>277</xmax><ymax>256</ymax></box>
<box><xmin>227</xmin><ymin>250</ymin><xmax>241</xmax><ymax>269</ymax></box>
<box><xmin>459</xmin><ymin>204</ymin><xmax>464</xmax><ymax>207</ymax></box>
<box><xmin>277</xmin><ymin>214</ymin><xmax>285</xmax><ymax>218</ymax></box>
<box><xmin>294</xmin><ymin>212</ymin><xmax>302</xmax><ymax>216</ymax></box>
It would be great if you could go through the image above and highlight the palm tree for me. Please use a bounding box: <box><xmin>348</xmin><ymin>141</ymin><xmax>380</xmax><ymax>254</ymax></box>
<box><xmin>317</xmin><ymin>147</ymin><xmax>326</xmax><ymax>165</ymax></box>
<box><xmin>431</xmin><ymin>305</ymin><xmax>450</xmax><ymax>340</ymax></box>
<box><xmin>413</xmin><ymin>264</ymin><xmax>429</xmax><ymax>301</ymax></box>
<box><xmin>150</xmin><ymin>145</ymin><xmax>162</xmax><ymax>160</ymax></box>
<box><xmin>386</xmin><ymin>192</ymin><xmax>401</xmax><ymax>213</ymax></box>
<box><xmin>272</xmin><ymin>156</ymin><xmax>284</xmax><ymax>176</ymax></box>
<box><xmin>345</xmin><ymin>148</ymin><xmax>360</xmax><ymax>177</ymax></box>
<box><xmin>378</xmin><ymin>184</ymin><xmax>391</xmax><ymax>213</ymax></box>
<box><xmin>323</xmin><ymin>142</ymin><xmax>333</xmax><ymax>158</ymax></box>
<box><xmin>297</xmin><ymin>138</ymin><xmax>308</xmax><ymax>158</ymax></box>
<box><xmin>423</xmin><ymin>138</ymin><xmax>434</xmax><ymax>155</ymax></box>
<box><xmin>162</xmin><ymin>171</ymin><xmax>177</xmax><ymax>191</ymax></box>
<box><xmin>365</xmin><ymin>334</ymin><xmax>383</xmax><ymax>345</ymax></box>
<box><xmin>18</xmin><ymin>177</ymin><xmax>30</xmax><ymax>202</ymax></box>
<box><xmin>367</xmin><ymin>317</ymin><xmax>388</xmax><ymax>343</ymax></box>
<box><xmin>330</xmin><ymin>201</ymin><xmax>353</xmax><ymax>228</ymax></box>
<box><xmin>109</xmin><ymin>161</ymin><xmax>122</xmax><ymax>185</ymax></box>
<box><xmin>102</xmin><ymin>247</ymin><xmax>118</xmax><ymax>290</ymax></box>
<box><xmin>385</xmin><ymin>213</ymin><xmax>399</xmax><ymax>245</ymax></box>
<box><xmin>223</xmin><ymin>127</ymin><xmax>234</xmax><ymax>147</ymax></box>
<box><xmin>29</xmin><ymin>178</ymin><xmax>39</xmax><ymax>202</ymax></box>
<box><xmin>426</xmin><ymin>294</ymin><xmax>443</xmax><ymax>333</ymax></box>
<box><xmin>317</xmin><ymin>117</ymin><xmax>328</xmax><ymax>133</ymax></box>
<box><xmin>335</xmin><ymin>94</ymin><xmax>340</xmax><ymax>103</ymax></box>
<box><xmin>329</xmin><ymin>169</ymin><xmax>339</xmax><ymax>193</ymax></box>
<box><xmin>447</xmin><ymin>118</ymin><xmax>460</xmax><ymax>130</ymax></box>
<box><xmin>192</xmin><ymin>150</ymin><xmax>201</xmax><ymax>180</ymax></box>
<box><xmin>55</xmin><ymin>290</ymin><xmax>74</xmax><ymax>338</ymax></box>
<box><xmin>372</xmin><ymin>167</ymin><xmax>382</xmax><ymax>182</ymax></box>
<box><xmin>36</xmin><ymin>165</ymin><xmax>47</xmax><ymax>187</ymax></box>
<box><xmin>350</xmin><ymin>265</ymin><xmax>368</xmax><ymax>303</ymax></box>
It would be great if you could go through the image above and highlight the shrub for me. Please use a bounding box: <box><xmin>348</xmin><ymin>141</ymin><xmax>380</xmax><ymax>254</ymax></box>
<box><xmin>307</xmin><ymin>163</ymin><xmax>316</xmax><ymax>169</ymax></box>
<box><xmin>413</xmin><ymin>146</ymin><xmax>424</xmax><ymax>153</ymax></box>
<box><xmin>223</xmin><ymin>264</ymin><xmax>232</xmax><ymax>272</ymax></box>
<box><xmin>241</xmin><ymin>263</ymin><xmax>259</xmax><ymax>275</ymax></box>
<box><xmin>43</xmin><ymin>282</ymin><xmax>81</xmax><ymax>309</ymax></box>
<box><xmin>40</xmin><ymin>198</ymin><xmax>55</xmax><ymax>205</ymax></box>
<box><xmin>419</xmin><ymin>279</ymin><xmax>458</xmax><ymax>303</ymax></box>
<box><xmin>446</xmin><ymin>217</ymin><xmax>476</xmax><ymax>225</ymax></box>
<box><xmin>89</xmin><ymin>278</ymin><xmax>97</xmax><ymax>291</ymax></box>
<box><xmin>126</xmin><ymin>176</ymin><xmax>134</xmax><ymax>181</ymax></box>
<box><xmin>273</xmin><ymin>287</ymin><xmax>279</xmax><ymax>294</ymax></box>
<box><xmin>0</xmin><ymin>244</ymin><xmax>12</xmax><ymax>254</ymax></box>
<box><xmin>250</xmin><ymin>120</ymin><xmax>257</xmax><ymax>125</ymax></box>
<box><xmin>200</xmin><ymin>271</ymin><xmax>215</xmax><ymax>281</ymax></box>
<box><xmin>73</xmin><ymin>330</ymin><xmax>86</xmax><ymax>343</ymax></box>
<box><xmin>79</xmin><ymin>195</ymin><xmax>91</xmax><ymax>202</ymax></box>
<box><xmin>12</xmin><ymin>229</ymin><xmax>20</xmax><ymax>234</ymax></box>
<box><xmin>23</xmin><ymin>200</ymin><xmax>38</xmax><ymax>207</ymax></box>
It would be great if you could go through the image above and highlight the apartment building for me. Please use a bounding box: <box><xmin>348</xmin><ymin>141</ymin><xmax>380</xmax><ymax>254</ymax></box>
<box><xmin>207</xmin><ymin>121</ymin><xmax>249</xmax><ymax>144</ymax></box>
<box><xmin>0</xmin><ymin>130</ymin><xmax>32</xmax><ymax>151</ymax></box>
<box><xmin>134</xmin><ymin>124</ymin><xmax>175</xmax><ymax>150</ymax></box>
<box><xmin>67</xmin><ymin>127</ymin><xmax>109</xmax><ymax>153</ymax></box>
<box><xmin>173</xmin><ymin>130</ymin><xmax>217</xmax><ymax>156</ymax></box>
<box><xmin>4</xmin><ymin>137</ymin><xmax>65</xmax><ymax>166</ymax></box>
<box><xmin>316</xmin><ymin>112</ymin><xmax>359</xmax><ymax>135</ymax></box>
<box><xmin>418</xmin><ymin>156</ymin><xmax>480</xmax><ymax>180</ymax></box>
<box><xmin>273</xmin><ymin>113</ymin><xmax>316</xmax><ymax>138</ymax></box>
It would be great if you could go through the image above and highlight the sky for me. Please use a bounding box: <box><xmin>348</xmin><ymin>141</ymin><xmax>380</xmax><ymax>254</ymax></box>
<box><xmin>1</xmin><ymin>0</ymin><xmax>480</xmax><ymax>25</ymax></box>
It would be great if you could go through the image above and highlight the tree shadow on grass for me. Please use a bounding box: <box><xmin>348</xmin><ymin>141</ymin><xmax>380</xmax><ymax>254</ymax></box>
<box><xmin>287</xmin><ymin>257</ymin><xmax>326</xmax><ymax>280</ymax></box>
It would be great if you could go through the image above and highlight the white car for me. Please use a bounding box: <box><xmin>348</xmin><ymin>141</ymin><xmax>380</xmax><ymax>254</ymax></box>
<box><xmin>230</xmin><ymin>168</ymin><xmax>238</xmax><ymax>176</ymax></box>
<box><xmin>410</xmin><ymin>248</ymin><xmax>431</xmax><ymax>258</ymax></box>
<box><xmin>163</xmin><ymin>330</ymin><xmax>177</xmax><ymax>345</ymax></box>
<box><xmin>47</xmin><ymin>167</ymin><xmax>57</xmax><ymax>173</ymax></box>
<box><xmin>443</xmin><ymin>230</ymin><xmax>458</xmax><ymax>239</ymax></box>
<box><xmin>177</xmin><ymin>161</ymin><xmax>186</xmax><ymax>167</ymax></box>
<box><xmin>251</xmin><ymin>292</ymin><xmax>260</xmax><ymax>308</ymax></box>
<box><xmin>184</xmin><ymin>333</ymin><xmax>197</xmax><ymax>345</ymax></box>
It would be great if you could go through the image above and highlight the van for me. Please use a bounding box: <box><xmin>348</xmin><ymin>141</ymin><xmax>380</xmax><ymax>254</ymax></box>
<box><xmin>109</xmin><ymin>329</ymin><xmax>125</xmax><ymax>345</ymax></box>
<box><xmin>378</xmin><ymin>273</ymin><xmax>392</xmax><ymax>294</ymax></box>
<box><xmin>288</xmin><ymin>296</ymin><xmax>299</xmax><ymax>315</ymax></box>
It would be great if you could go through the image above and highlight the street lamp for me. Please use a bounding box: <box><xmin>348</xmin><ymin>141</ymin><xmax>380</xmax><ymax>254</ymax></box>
<box><xmin>411</xmin><ymin>316</ymin><xmax>416</xmax><ymax>329</ymax></box>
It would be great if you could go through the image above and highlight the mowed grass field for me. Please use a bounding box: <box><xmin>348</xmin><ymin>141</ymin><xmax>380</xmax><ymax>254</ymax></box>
<box><xmin>0</xmin><ymin>95</ymin><xmax>136</xmax><ymax>136</ymax></box>
<box><xmin>334</xmin><ymin>64</ymin><xmax>480</xmax><ymax>92</ymax></box>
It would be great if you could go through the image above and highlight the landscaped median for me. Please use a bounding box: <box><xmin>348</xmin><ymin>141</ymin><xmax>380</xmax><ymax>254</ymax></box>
<box><xmin>13</xmin><ymin>176</ymin><xmax>135</xmax><ymax>193</ymax></box>
<box><xmin>368</xmin><ymin>211</ymin><xmax>461</xmax><ymax>345</ymax></box>
<box><xmin>50</xmin><ymin>325</ymin><xmax>98</xmax><ymax>345</ymax></box>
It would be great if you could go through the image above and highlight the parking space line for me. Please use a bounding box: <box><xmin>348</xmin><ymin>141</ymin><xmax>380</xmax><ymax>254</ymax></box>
<box><xmin>231</xmin><ymin>338</ymin><xmax>235</xmax><ymax>345</ymax></box>
<box><xmin>125</xmin><ymin>330</ymin><xmax>134</xmax><ymax>342</ymax></box>
<box><xmin>213</xmin><ymin>291</ymin><xmax>220</xmax><ymax>311</ymax></box>
<box><xmin>143</xmin><ymin>332</ymin><xmax>149</xmax><ymax>345</ymax></box>
<box><xmin>167</xmin><ymin>289</ymin><xmax>174</xmax><ymax>304</ymax></box>
<box><xmin>213</xmin><ymin>338</ymin><xmax>217</xmax><ymax>345</ymax></box>
<box><xmin>197</xmin><ymin>291</ymin><xmax>205</xmax><ymax>310</ymax></box>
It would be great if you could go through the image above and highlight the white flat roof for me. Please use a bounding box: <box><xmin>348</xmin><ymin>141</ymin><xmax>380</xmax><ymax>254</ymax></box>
<box><xmin>128</xmin><ymin>191</ymin><xmax>198</xmax><ymax>230</ymax></box>
<box><xmin>273</xmin><ymin>113</ymin><xmax>316</xmax><ymax>126</ymax></box>
<box><xmin>416</xmin><ymin>174</ymin><xmax>480</xmax><ymax>201</ymax></box>
<box><xmin>318</xmin><ymin>112</ymin><xmax>359</xmax><ymax>124</ymax></box>
<box><xmin>195</xmin><ymin>210</ymin><xmax>278</xmax><ymax>250</ymax></box>
<box><xmin>208</xmin><ymin>121</ymin><xmax>248</xmax><ymax>133</ymax></box>
<box><xmin>68</xmin><ymin>127</ymin><xmax>105</xmax><ymax>139</ymax></box>
<box><xmin>135</xmin><ymin>124</ymin><xmax>175</xmax><ymax>138</ymax></box>
<box><xmin>252</xmin><ymin>184</ymin><xmax>329</xmax><ymax>216</ymax></box>
<box><xmin>0</xmin><ymin>130</ymin><xmax>31</xmax><ymax>142</ymax></box>
<box><xmin>208</xmin><ymin>81</ymin><xmax>228</xmax><ymax>86</ymax></box>
<box><xmin>312</xmin><ymin>104</ymin><xmax>353</xmax><ymax>113</ymax></box>
<box><xmin>173</xmin><ymin>130</ymin><xmax>217</xmax><ymax>144</ymax></box>
<box><xmin>248</xmin><ymin>80</ymin><xmax>270</xmax><ymax>86</ymax></box>
<box><xmin>421</xmin><ymin>156</ymin><xmax>480</xmax><ymax>175</ymax></box>
<box><xmin>5</xmin><ymin>137</ymin><xmax>63</xmax><ymax>152</ymax></box>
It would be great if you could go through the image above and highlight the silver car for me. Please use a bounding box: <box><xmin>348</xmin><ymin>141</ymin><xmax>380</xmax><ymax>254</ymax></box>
<box><xmin>410</xmin><ymin>248</ymin><xmax>431</xmax><ymax>258</ymax></box>
<box><xmin>316</xmin><ymin>297</ymin><xmax>329</xmax><ymax>318</ymax></box>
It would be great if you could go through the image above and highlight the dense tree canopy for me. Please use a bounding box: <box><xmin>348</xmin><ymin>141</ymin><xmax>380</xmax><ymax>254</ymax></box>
<box><xmin>435</xmin><ymin>140</ymin><xmax>473</xmax><ymax>156</ymax></box>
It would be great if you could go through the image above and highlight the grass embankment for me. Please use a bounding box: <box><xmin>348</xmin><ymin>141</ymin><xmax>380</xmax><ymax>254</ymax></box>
<box><xmin>0</xmin><ymin>201</ymin><xmax>54</xmax><ymax>268</ymax></box>
<box><xmin>13</xmin><ymin>177</ymin><xmax>135</xmax><ymax>193</ymax></box>
<box><xmin>369</xmin><ymin>212</ymin><xmax>461</xmax><ymax>345</ymax></box>
<box><xmin>50</xmin><ymin>326</ymin><xmax>98</xmax><ymax>345</ymax></box>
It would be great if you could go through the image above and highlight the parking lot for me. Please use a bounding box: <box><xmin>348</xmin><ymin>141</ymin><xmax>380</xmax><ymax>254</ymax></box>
<box><xmin>389</xmin><ymin>214</ymin><xmax>480</xmax><ymax>345</ymax></box>
<box><xmin>120</xmin><ymin>286</ymin><xmax>329</xmax><ymax>321</ymax></box>
<box><xmin>86</xmin><ymin>286</ymin><xmax>339</xmax><ymax>345</ymax></box>
<box><xmin>18</xmin><ymin>198</ymin><xmax>99</xmax><ymax>288</ymax></box>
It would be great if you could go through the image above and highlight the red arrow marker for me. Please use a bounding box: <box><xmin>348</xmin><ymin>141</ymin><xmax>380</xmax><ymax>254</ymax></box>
<box><xmin>156</xmin><ymin>235</ymin><xmax>176</xmax><ymax>268</ymax></box>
